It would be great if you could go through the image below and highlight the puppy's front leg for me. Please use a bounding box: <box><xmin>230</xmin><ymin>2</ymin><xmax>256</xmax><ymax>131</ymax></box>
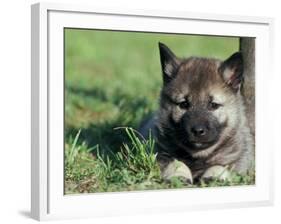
<box><xmin>201</xmin><ymin>165</ymin><xmax>231</xmax><ymax>182</ymax></box>
<box><xmin>161</xmin><ymin>159</ymin><xmax>193</xmax><ymax>184</ymax></box>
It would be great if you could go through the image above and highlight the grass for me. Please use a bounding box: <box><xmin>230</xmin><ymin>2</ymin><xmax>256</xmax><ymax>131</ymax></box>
<box><xmin>64</xmin><ymin>29</ymin><xmax>254</xmax><ymax>194</ymax></box>
<box><xmin>65</xmin><ymin>128</ymin><xmax>254</xmax><ymax>194</ymax></box>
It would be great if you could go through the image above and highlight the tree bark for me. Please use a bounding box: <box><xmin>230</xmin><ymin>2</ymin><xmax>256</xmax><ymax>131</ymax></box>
<box><xmin>240</xmin><ymin>37</ymin><xmax>255</xmax><ymax>136</ymax></box>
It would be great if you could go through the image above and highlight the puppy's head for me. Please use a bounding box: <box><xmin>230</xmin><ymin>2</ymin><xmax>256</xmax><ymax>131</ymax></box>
<box><xmin>157</xmin><ymin>42</ymin><xmax>244</xmax><ymax>155</ymax></box>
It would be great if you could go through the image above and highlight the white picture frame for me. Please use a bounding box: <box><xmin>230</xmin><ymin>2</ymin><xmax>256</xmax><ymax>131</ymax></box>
<box><xmin>31</xmin><ymin>2</ymin><xmax>274</xmax><ymax>221</ymax></box>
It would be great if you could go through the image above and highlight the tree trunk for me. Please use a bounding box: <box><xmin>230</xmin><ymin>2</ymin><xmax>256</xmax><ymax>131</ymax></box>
<box><xmin>240</xmin><ymin>37</ymin><xmax>255</xmax><ymax>136</ymax></box>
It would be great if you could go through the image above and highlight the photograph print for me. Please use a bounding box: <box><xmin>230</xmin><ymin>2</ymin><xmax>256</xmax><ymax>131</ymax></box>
<box><xmin>64</xmin><ymin>29</ymin><xmax>255</xmax><ymax>194</ymax></box>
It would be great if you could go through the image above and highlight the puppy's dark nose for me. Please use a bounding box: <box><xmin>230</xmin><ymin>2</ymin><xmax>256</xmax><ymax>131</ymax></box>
<box><xmin>191</xmin><ymin>125</ymin><xmax>206</xmax><ymax>137</ymax></box>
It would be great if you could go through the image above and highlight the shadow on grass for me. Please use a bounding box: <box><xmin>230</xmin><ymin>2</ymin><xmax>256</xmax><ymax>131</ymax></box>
<box><xmin>66</xmin><ymin>85</ymin><xmax>108</xmax><ymax>102</ymax></box>
<box><xmin>65</xmin><ymin>85</ymin><xmax>155</xmax><ymax>155</ymax></box>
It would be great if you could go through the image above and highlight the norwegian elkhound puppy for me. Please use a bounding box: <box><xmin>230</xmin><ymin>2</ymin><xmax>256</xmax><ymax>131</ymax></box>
<box><xmin>139</xmin><ymin>42</ymin><xmax>254</xmax><ymax>184</ymax></box>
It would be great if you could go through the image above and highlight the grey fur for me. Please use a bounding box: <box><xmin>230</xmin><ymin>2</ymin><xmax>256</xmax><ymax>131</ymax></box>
<box><xmin>139</xmin><ymin>43</ymin><xmax>254</xmax><ymax>182</ymax></box>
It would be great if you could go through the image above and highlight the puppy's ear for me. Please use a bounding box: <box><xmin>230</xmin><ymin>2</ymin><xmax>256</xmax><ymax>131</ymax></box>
<box><xmin>159</xmin><ymin>42</ymin><xmax>180</xmax><ymax>83</ymax></box>
<box><xmin>219</xmin><ymin>52</ymin><xmax>244</xmax><ymax>92</ymax></box>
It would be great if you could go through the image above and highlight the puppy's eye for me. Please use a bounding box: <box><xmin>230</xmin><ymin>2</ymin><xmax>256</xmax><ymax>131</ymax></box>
<box><xmin>178</xmin><ymin>101</ymin><xmax>190</xmax><ymax>109</ymax></box>
<box><xmin>209</xmin><ymin>102</ymin><xmax>222</xmax><ymax>110</ymax></box>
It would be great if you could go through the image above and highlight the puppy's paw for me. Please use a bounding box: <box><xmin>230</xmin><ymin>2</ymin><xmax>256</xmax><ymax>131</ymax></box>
<box><xmin>201</xmin><ymin>165</ymin><xmax>231</xmax><ymax>182</ymax></box>
<box><xmin>162</xmin><ymin>160</ymin><xmax>193</xmax><ymax>184</ymax></box>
